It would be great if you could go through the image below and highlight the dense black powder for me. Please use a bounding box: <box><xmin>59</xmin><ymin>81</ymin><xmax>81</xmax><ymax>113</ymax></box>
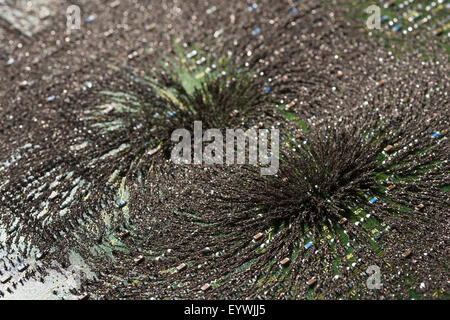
<box><xmin>0</xmin><ymin>0</ymin><xmax>448</xmax><ymax>299</ymax></box>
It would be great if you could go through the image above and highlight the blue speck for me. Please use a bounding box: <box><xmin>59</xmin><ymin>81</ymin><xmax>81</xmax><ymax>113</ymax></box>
<box><xmin>392</xmin><ymin>25</ymin><xmax>402</xmax><ymax>32</ymax></box>
<box><xmin>432</xmin><ymin>132</ymin><xmax>440</xmax><ymax>138</ymax></box>
<box><xmin>168</xmin><ymin>111</ymin><xmax>175</xmax><ymax>117</ymax></box>
<box><xmin>6</xmin><ymin>58</ymin><xmax>14</xmax><ymax>65</ymax></box>
<box><xmin>264</xmin><ymin>87</ymin><xmax>272</xmax><ymax>93</ymax></box>
<box><xmin>118</xmin><ymin>201</ymin><xmax>127</xmax><ymax>208</ymax></box>
<box><xmin>47</xmin><ymin>96</ymin><xmax>55</xmax><ymax>102</ymax></box>
<box><xmin>252</xmin><ymin>28</ymin><xmax>261</xmax><ymax>36</ymax></box>
<box><xmin>289</xmin><ymin>8</ymin><xmax>297</xmax><ymax>14</ymax></box>
<box><xmin>305</xmin><ymin>242</ymin><xmax>313</xmax><ymax>249</ymax></box>
<box><xmin>369</xmin><ymin>197</ymin><xmax>378</xmax><ymax>204</ymax></box>
<box><xmin>249</xmin><ymin>3</ymin><xmax>257</xmax><ymax>11</ymax></box>
<box><xmin>86</xmin><ymin>15</ymin><xmax>95</xmax><ymax>23</ymax></box>
<box><xmin>381</xmin><ymin>15</ymin><xmax>388</xmax><ymax>22</ymax></box>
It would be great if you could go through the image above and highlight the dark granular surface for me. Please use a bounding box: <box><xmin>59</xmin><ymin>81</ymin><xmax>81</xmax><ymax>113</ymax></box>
<box><xmin>0</xmin><ymin>0</ymin><xmax>449</xmax><ymax>299</ymax></box>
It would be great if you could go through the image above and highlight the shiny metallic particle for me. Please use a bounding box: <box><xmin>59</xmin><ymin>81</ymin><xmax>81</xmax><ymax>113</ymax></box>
<box><xmin>49</xmin><ymin>191</ymin><xmax>58</xmax><ymax>200</ymax></box>
<box><xmin>176</xmin><ymin>263</ymin><xmax>187</xmax><ymax>272</ymax></box>
<box><xmin>147</xmin><ymin>148</ymin><xmax>160</xmax><ymax>156</ymax></box>
<box><xmin>18</xmin><ymin>264</ymin><xmax>29</xmax><ymax>272</ymax></box>
<box><xmin>80</xmin><ymin>293</ymin><xmax>90</xmax><ymax>300</ymax></box>
<box><xmin>385</xmin><ymin>0</ymin><xmax>395</xmax><ymax>8</ymax></box>
<box><xmin>253</xmin><ymin>232</ymin><xmax>263</xmax><ymax>241</ymax></box>
<box><xmin>201</xmin><ymin>283</ymin><xmax>211</xmax><ymax>291</ymax></box>
<box><xmin>1</xmin><ymin>275</ymin><xmax>12</xmax><ymax>284</ymax></box>
<box><xmin>416</xmin><ymin>203</ymin><xmax>425</xmax><ymax>211</ymax></box>
<box><xmin>120</xmin><ymin>230</ymin><xmax>130</xmax><ymax>239</ymax></box>
<box><xmin>186</xmin><ymin>50</ymin><xmax>198</xmax><ymax>59</ymax></box>
<box><xmin>36</xmin><ymin>252</ymin><xmax>46</xmax><ymax>260</ymax></box>
<box><xmin>214</xmin><ymin>29</ymin><xmax>223</xmax><ymax>38</ymax></box>
<box><xmin>206</xmin><ymin>6</ymin><xmax>217</xmax><ymax>15</ymax></box>
<box><xmin>402</xmin><ymin>249</ymin><xmax>412</xmax><ymax>258</ymax></box>
<box><xmin>433</xmin><ymin>28</ymin><xmax>443</xmax><ymax>36</ymax></box>
<box><xmin>196</xmin><ymin>57</ymin><xmax>206</xmax><ymax>65</ymax></box>
<box><xmin>307</xmin><ymin>277</ymin><xmax>317</xmax><ymax>287</ymax></box>
<box><xmin>286</xmin><ymin>101</ymin><xmax>296</xmax><ymax>108</ymax></box>
<box><xmin>201</xmin><ymin>247</ymin><xmax>211</xmax><ymax>254</ymax></box>
<box><xmin>230</xmin><ymin>109</ymin><xmax>239</xmax><ymax>117</ymax></box>
<box><xmin>128</xmin><ymin>51</ymin><xmax>139</xmax><ymax>60</ymax></box>
<box><xmin>110</xmin><ymin>0</ymin><xmax>120</xmax><ymax>8</ymax></box>
<box><xmin>134</xmin><ymin>255</ymin><xmax>144</xmax><ymax>265</ymax></box>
